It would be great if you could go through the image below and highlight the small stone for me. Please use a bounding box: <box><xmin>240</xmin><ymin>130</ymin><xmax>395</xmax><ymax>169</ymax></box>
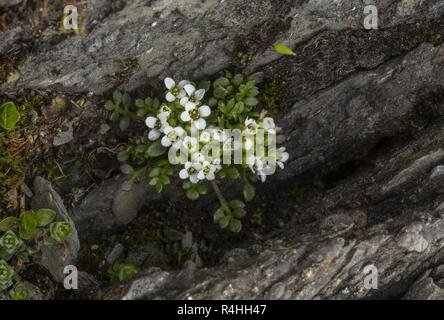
<box><xmin>106</xmin><ymin>243</ymin><xmax>125</xmax><ymax>264</ymax></box>
<box><xmin>182</xmin><ymin>231</ymin><xmax>193</xmax><ymax>249</ymax></box>
<box><xmin>53</xmin><ymin>124</ymin><xmax>74</xmax><ymax>146</ymax></box>
<box><xmin>165</xmin><ymin>228</ymin><xmax>183</xmax><ymax>241</ymax></box>
<box><xmin>98</xmin><ymin>123</ymin><xmax>111</xmax><ymax>135</ymax></box>
<box><xmin>430</xmin><ymin>165</ymin><xmax>444</xmax><ymax>179</ymax></box>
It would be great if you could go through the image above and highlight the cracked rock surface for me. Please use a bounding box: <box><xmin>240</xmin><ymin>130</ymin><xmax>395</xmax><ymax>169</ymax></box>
<box><xmin>2</xmin><ymin>0</ymin><xmax>444</xmax><ymax>299</ymax></box>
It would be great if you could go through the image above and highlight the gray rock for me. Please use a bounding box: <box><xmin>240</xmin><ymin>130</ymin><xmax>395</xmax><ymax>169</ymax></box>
<box><xmin>31</xmin><ymin>177</ymin><xmax>80</xmax><ymax>283</ymax></box>
<box><xmin>164</xmin><ymin>228</ymin><xmax>184</xmax><ymax>242</ymax></box>
<box><xmin>403</xmin><ymin>269</ymin><xmax>444</xmax><ymax>300</ymax></box>
<box><xmin>105</xmin><ymin>243</ymin><xmax>125</xmax><ymax>264</ymax></box>
<box><xmin>53</xmin><ymin>123</ymin><xmax>74</xmax><ymax>146</ymax></box>
<box><xmin>128</xmin><ymin>242</ymin><xmax>166</xmax><ymax>268</ymax></box>
<box><xmin>71</xmin><ymin>175</ymin><xmax>159</xmax><ymax>237</ymax></box>
<box><xmin>5</xmin><ymin>0</ymin><xmax>443</xmax><ymax>94</ymax></box>
<box><xmin>430</xmin><ymin>165</ymin><xmax>444</xmax><ymax>179</ymax></box>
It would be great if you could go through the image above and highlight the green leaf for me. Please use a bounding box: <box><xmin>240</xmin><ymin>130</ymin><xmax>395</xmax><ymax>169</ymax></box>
<box><xmin>214</xmin><ymin>77</ymin><xmax>230</xmax><ymax>87</ymax></box>
<box><xmin>229</xmin><ymin>200</ymin><xmax>245</xmax><ymax>209</ymax></box>
<box><xmin>122</xmin><ymin>93</ymin><xmax>131</xmax><ymax>106</ymax></box>
<box><xmin>147</xmin><ymin>140</ymin><xmax>167</xmax><ymax>157</ymax></box>
<box><xmin>182</xmin><ymin>181</ymin><xmax>192</xmax><ymax>190</ymax></box>
<box><xmin>135</xmin><ymin>99</ymin><xmax>145</xmax><ymax>108</ymax></box>
<box><xmin>49</xmin><ymin>222</ymin><xmax>73</xmax><ymax>242</ymax></box>
<box><xmin>0</xmin><ymin>102</ymin><xmax>21</xmax><ymax>131</ymax></box>
<box><xmin>244</xmin><ymin>97</ymin><xmax>259</xmax><ymax>107</ymax></box>
<box><xmin>213</xmin><ymin>86</ymin><xmax>228</xmax><ymax>99</ymax></box>
<box><xmin>196</xmin><ymin>184</ymin><xmax>207</xmax><ymax>195</ymax></box>
<box><xmin>243</xmin><ymin>183</ymin><xmax>255</xmax><ymax>202</ymax></box>
<box><xmin>213</xmin><ymin>207</ymin><xmax>225</xmax><ymax>223</ymax></box>
<box><xmin>113</xmin><ymin>90</ymin><xmax>122</xmax><ymax>103</ymax></box>
<box><xmin>218</xmin><ymin>216</ymin><xmax>230</xmax><ymax>229</ymax></box>
<box><xmin>117</xmin><ymin>151</ymin><xmax>129</xmax><ymax>162</ymax></box>
<box><xmin>9</xmin><ymin>282</ymin><xmax>31</xmax><ymax>300</ymax></box>
<box><xmin>148</xmin><ymin>177</ymin><xmax>158</xmax><ymax>186</ymax></box>
<box><xmin>233</xmin><ymin>207</ymin><xmax>246</xmax><ymax>219</ymax></box>
<box><xmin>158</xmin><ymin>175</ymin><xmax>170</xmax><ymax>186</ymax></box>
<box><xmin>19</xmin><ymin>212</ymin><xmax>37</xmax><ymax>240</ymax></box>
<box><xmin>104</xmin><ymin>101</ymin><xmax>115</xmax><ymax>111</ymax></box>
<box><xmin>186</xmin><ymin>189</ymin><xmax>199</xmax><ymax>201</ymax></box>
<box><xmin>32</xmin><ymin>209</ymin><xmax>56</xmax><ymax>227</ymax></box>
<box><xmin>229</xmin><ymin>219</ymin><xmax>242</xmax><ymax>233</ymax></box>
<box><xmin>0</xmin><ymin>217</ymin><xmax>19</xmax><ymax>232</ymax></box>
<box><xmin>148</xmin><ymin>167</ymin><xmax>161</xmax><ymax>178</ymax></box>
<box><xmin>227</xmin><ymin>167</ymin><xmax>240</xmax><ymax>180</ymax></box>
<box><xmin>274</xmin><ymin>43</ymin><xmax>296</xmax><ymax>56</ymax></box>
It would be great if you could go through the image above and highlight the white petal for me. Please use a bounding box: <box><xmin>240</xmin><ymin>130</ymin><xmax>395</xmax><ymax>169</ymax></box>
<box><xmin>179</xmin><ymin>169</ymin><xmax>189</xmax><ymax>179</ymax></box>
<box><xmin>260</xmin><ymin>174</ymin><xmax>267</xmax><ymax>183</ymax></box>
<box><xmin>163</xmin><ymin>126</ymin><xmax>173</xmax><ymax>134</ymax></box>
<box><xmin>148</xmin><ymin>130</ymin><xmax>161</xmax><ymax>141</ymax></box>
<box><xmin>185</xmin><ymin>102</ymin><xmax>196</xmax><ymax>111</ymax></box>
<box><xmin>177</xmin><ymin>90</ymin><xmax>187</xmax><ymax>99</ymax></box>
<box><xmin>161</xmin><ymin>136</ymin><xmax>172</xmax><ymax>147</ymax></box>
<box><xmin>145</xmin><ymin>116</ymin><xmax>157</xmax><ymax>128</ymax></box>
<box><xmin>193</xmin><ymin>163</ymin><xmax>202</xmax><ymax>171</ymax></box>
<box><xmin>172</xmin><ymin>140</ymin><xmax>182</xmax><ymax>149</ymax></box>
<box><xmin>189</xmin><ymin>175</ymin><xmax>199</xmax><ymax>184</ymax></box>
<box><xmin>277</xmin><ymin>161</ymin><xmax>284</xmax><ymax>170</ymax></box>
<box><xmin>197</xmin><ymin>171</ymin><xmax>205</xmax><ymax>180</ymax></box>
<box><xmin>184</xmin><ymin>162</ymin><xmax>192</xmax><ymax>169</ymax></box>
<box><xmin>184</xmin><ymin>84</ymin><xmax>195</xmax><ymax>96</ymax></box>
<box><xmin>180</xmin><ymin>97</ymin><xmax>189</xmax><ymax>107</ymax></box>
<box><xmin>181</xmin><ymin>111</ymin><xmax>191</xmax><ymax>122</ymax></box>
<box><xmin>164</xmin><ymin>77</ymin><xmax>175</xmax><ymax>90</ymax></box>
<box><xmin>280</xmin><ymin>152</ymin><xmax>289</xmax><ymax>162</ymax></box>
<box><xmin>166</xmin><ymin>92</ymin><xmax>176</xmax><ymax>102</ymax></box>
<box><xmin>199</xmin><ymin>105</ymin><xmax>211</xmax><ymax>117</ymax></box>
<box><xmin>206</xmin><ymin>172</ymin><xmax>215</xmax><ymax>180</ymax></box>
<box><xmin>178</xmin><ymin>80</ymin><xmax>190</xmax><ymax>88</ymax></box>
<box><xmin>176</xmin><ymin>127</ymin><xmax>185</xmax><ymax>136</ymax></box>
<box><xmin>194</xmin><ymin>89</ymin><xmax>205</xmax><ymax>100</ymax></box>
<box><xmin>194</xmin><ymin>118</ymin><xmax>206</xmax><ymax>130</ymax></box>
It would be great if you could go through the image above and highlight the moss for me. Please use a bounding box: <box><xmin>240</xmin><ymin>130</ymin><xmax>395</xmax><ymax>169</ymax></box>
<box><xmin>400</xmin><ymin>20</ymin><xmax>444</xmax><ymax>51</ymax></box>
<box><xmin>261</xmin><ymin>78</ymin><xmax>289</xmax><ymax>117</ymax></box>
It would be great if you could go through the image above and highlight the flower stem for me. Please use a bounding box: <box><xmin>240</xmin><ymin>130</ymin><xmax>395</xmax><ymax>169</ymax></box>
<box><xmin>211</xmin><ymin>180</ymin><xmax>232</xmax><ymax>216</ymax></box>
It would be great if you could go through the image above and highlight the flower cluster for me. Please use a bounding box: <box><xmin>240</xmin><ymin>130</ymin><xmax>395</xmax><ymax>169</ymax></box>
<box><xmin>144</xmin><ymin>77</ymin><xmax>289</xmax><ymax>185</ymax></box>
<box><xmin>117</xmin><ymin>73</ymin><xmax>290</xmax><ymax>232</ymax></box>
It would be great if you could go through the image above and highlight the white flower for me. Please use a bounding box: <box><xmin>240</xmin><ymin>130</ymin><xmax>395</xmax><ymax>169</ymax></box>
<box><xmin>199</xmin><ymin>130</ymin><xmax>212</xmax><ymax>144</ymax></box>
<box><xmin>191</xmin><ymin>152</ymin><xmax>205</xmax><ymax>163</ymax></box>
<box><xmin>244</xmin><ymin>118</ymin><xmax>258</xmax><ymax>135</ymax></box>
<box><xmin>159</xmin><ymin>104</ymin><xmax>172</xmax><ymax>118</ymax></box>
<box><xmin>212</xmin><ymin>158</ymin><xmax>222</xmax><ymax>171</ymax></box>
<box><xmin>180</xmin><ymin>84</ymin><xmax>206</xmax><ymax>108</ymax></box>
<box><xmin>243</xmin><ymin>135</ymin><xmax>255</xmax><ymax>150</ymax></box>
<box><xmin>276</xmin><ymin>146</ymin><xmax>289</xmax><ymax>169</ymax></box>
<box><xmin>197</xmin><ymin>161</ymin><xmax>216</xmax><ymax>181</ymax></box>
<box><xmin>180</xmin><ymin>104</ymin><xmax>211</xmax><ymax>130</ymax></box>
<box><xmin>261</xmin><ymin>117</ymin><xmax>276</xmax><ymax>134</ymax></box>
<box><xmin>145</xmin><ymin>114</ymin><xmax>167</xmax><ymax>141</ymax></box>
<box><xmin>222</xmin><ymin>136</ymin><xmax>242</xmax><ymax>152</ymax></box>
<box><xmin>161</xmin><ymin>126</ymin><xmax>185</xmax><ymax>147</ymax></box>
<box><xmin>179</xmin><ymin>162</ymin><xmax>202</xmax><ymax>184</ymax></box>
<box><xmin>164</xmin><ymin>77</ymin><xmax>189</xmax><ymax>102</ymax></box>
<box><xmin>253</xmin><ymin>157</ymin><xmax>269</xmax><ymax>183</ymax></box>
<box><xmin>181</xmin><ymin>136</ymin><xmax>199</xmax><ymax>154</ymax></box>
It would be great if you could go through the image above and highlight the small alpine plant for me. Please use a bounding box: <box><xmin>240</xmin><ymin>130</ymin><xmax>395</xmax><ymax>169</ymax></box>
<box><xmin>0</xmin><ymin>209</ymin><xmax>73</xmax><ymax>300</ymax></box>
<box><xmin>115</xmin><ymin>73</ymin><xmax>289</xmax><ymax>232</ymax></box>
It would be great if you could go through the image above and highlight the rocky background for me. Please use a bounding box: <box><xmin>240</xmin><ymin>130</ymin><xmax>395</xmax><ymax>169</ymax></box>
<box><xmin>1</xmin><ymin>0</ymin><xmax>444</xmax><ymax>299</ymax></box>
